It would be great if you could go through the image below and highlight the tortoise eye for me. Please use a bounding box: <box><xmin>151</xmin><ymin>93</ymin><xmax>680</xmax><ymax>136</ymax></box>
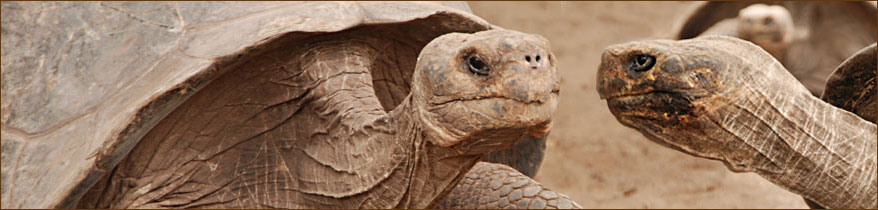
<box><xmin>763</xmin><ymin>17</ymin><xmax>773</xmax><ymax>25</ymax></box>
<box><xmin>630</xmin><ymin>54</ymin><xmax>656</xmax><ymax>72</ymax></box>
<box><xmin>466</xmin><ymin>55</ymin><xmax>490</xmax><ymax>75</ymax></box>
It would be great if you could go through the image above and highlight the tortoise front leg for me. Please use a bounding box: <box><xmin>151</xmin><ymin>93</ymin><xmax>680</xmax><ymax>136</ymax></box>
<box><xmin>437</xmin><ymin>162</ymin><xmax>581</xmax><ymax>209</ymax></box>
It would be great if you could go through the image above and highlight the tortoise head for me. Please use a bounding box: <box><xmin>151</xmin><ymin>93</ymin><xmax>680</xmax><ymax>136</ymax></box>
<box><xmin>410</xmin><ymin>29</ymin><xmax>559</xmax><ymax>151</ymax></box>
<box><xmin>596</xmin><ymin>35</ymin><xmax>786</xmax><ymax>158</ymax></box>
<box><xmin>736</xmin><ymin>4</ymin><xmax>794</xmax><ymax>45</ymax></box>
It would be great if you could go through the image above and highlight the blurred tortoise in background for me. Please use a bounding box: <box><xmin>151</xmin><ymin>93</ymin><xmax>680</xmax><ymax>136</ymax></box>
<box><xmin>597</xmin><ymin>35</ymin><xmax>876</xmax><ymax>209</ymax></box>
<box><xmin>674</xmin><ymin>1</ymin><xmax>877</xmax><ymax>96</ymax></box>
<box><xmin>1</xmin><ymin>2</ymin><xmax>577</xmax><ymax>208</ymax></box>
<box><xmin>697</xmin><ymin>4</ymin><xmax>798</xmax><ymax>59</ymax></box>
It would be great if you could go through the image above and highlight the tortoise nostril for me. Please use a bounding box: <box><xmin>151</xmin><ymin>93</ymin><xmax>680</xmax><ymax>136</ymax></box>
<box><xmin>535</xmin><ymin>55</ymin><xmax>541</xmax><ymax>62</ymax></box>
<box><xmin>525</xmin><ymin>55</ymin><xmax>531</xmax><ymax>62</ymax></box>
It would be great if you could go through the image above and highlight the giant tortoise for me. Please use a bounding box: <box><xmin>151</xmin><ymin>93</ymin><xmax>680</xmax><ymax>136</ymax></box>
<box><xmin>1</xmin><ymin>2</ymin><xmax>577</xmax><ymax>208</ymax></box>
<box><xmin>597</xmin><ymin>35</ymin><xmax>876</xmax><ymax>208</ymax></box>
<box><xmin>674</xmin><ymin>1</ymin><xmax>877</xmax><ymax>96</ymax></box>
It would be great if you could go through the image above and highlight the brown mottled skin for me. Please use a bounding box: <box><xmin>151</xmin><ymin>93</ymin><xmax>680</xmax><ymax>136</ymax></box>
<box><xmin>437</xmin><ymin>162</ymin><xmax>581</xmax><ymax>209</ymax></box>
<box><xmin>77</xmin><ymin>28</ymin><xmax>560</xmax><ymax>208</ymax></box>
<box><xmin>597</xmin><ymin>35</ymin><xmax>876</xmax><ymax>209</ymax></box>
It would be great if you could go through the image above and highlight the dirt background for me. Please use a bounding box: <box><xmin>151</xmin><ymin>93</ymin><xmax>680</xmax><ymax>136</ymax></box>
<box><xmin>468</xmin><ymin>2</ymin><xmax>810</xmax><ymax>208</ymax></box>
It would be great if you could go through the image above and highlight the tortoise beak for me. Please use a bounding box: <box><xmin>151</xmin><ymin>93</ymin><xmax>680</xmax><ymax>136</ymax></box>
<box><xmin>596</xmin><ymin>46</ymin><xmax>655</xmax><ymax>100</ymax></box>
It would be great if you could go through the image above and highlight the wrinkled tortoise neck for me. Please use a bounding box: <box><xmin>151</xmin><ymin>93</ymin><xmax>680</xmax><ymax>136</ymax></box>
<box><xmin>704</xmin><ymin>80</ymin><xmax>877</xmax><ymax>209</ymax></box>
<box><xmin>380</xmin><ymin>97</ymin><xmax>483</xmax><ymax>208</ymax></box>
<box><xmin>301</xmin><ymin>41</ymin><xmax>487</xmax><ymax>208</ymax></box>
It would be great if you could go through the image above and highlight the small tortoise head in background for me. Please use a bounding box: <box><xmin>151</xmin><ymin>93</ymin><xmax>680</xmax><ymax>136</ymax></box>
<box><xmin>412</xmin><ymin>29</ymin><xmax>560</xmax><ymax>152</ymax></box>
<box><xmin>736</xmin><ymin>4</ymin><xmax>795</xmax><ymax>58</ymax></box>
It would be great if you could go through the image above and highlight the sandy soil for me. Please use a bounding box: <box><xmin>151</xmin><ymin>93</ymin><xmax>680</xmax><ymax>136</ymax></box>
<box><xmin>468</xmin><ymin>2</ymin><xmax>810</xmax><ymax>208</ymax></box>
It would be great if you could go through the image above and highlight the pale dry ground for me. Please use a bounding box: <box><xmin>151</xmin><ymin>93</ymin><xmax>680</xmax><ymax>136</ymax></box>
<box><xmin>468</xmin><ymin>2</ymin><xmax>810</xmax><ymax>208</ymax></box>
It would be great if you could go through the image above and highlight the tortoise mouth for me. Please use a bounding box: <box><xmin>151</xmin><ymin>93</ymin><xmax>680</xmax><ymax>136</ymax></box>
<box><xmin>600</xmin><ymin>89</ymin><xmax>655</xmax><ymax>100</ymax></box>
<box><xmin>421</xmin><ymin>90</ymin><xmax>559</xmax><ymax>147</ymax></box>
<box><xmin>606</xmin><ymin>91</ymin><xmax>697</xmax><ymax>124</ymax></box>
<box><xmin>607</xmin><ymin>93</ymin><xmax>661</xmax><ymax>119</ymax></box>
<box><xmin>430</xmin><ymin>88</ymin><xmax>560</xmax><ymax>106</ymax></box>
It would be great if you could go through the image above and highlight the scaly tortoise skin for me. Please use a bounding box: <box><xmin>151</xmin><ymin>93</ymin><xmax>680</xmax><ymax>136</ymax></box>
<box><xmin>437</xmin><ymin>162</ymin><xmax>581</xmax><ymax>209</ymax></box>
<box><xmin>597</xmin><ymin>36</ymin><xmax>876</xmax><ymax>209</ymax></box>
<box><xmin>2</xmin><ymin>2</ymin><xmax>574</xmax><ymax>209</ymax></box>
<box><xmin>675</xmin><ymin>2</ymin><xmax>877</xmax><ymax>96</ymax></box>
